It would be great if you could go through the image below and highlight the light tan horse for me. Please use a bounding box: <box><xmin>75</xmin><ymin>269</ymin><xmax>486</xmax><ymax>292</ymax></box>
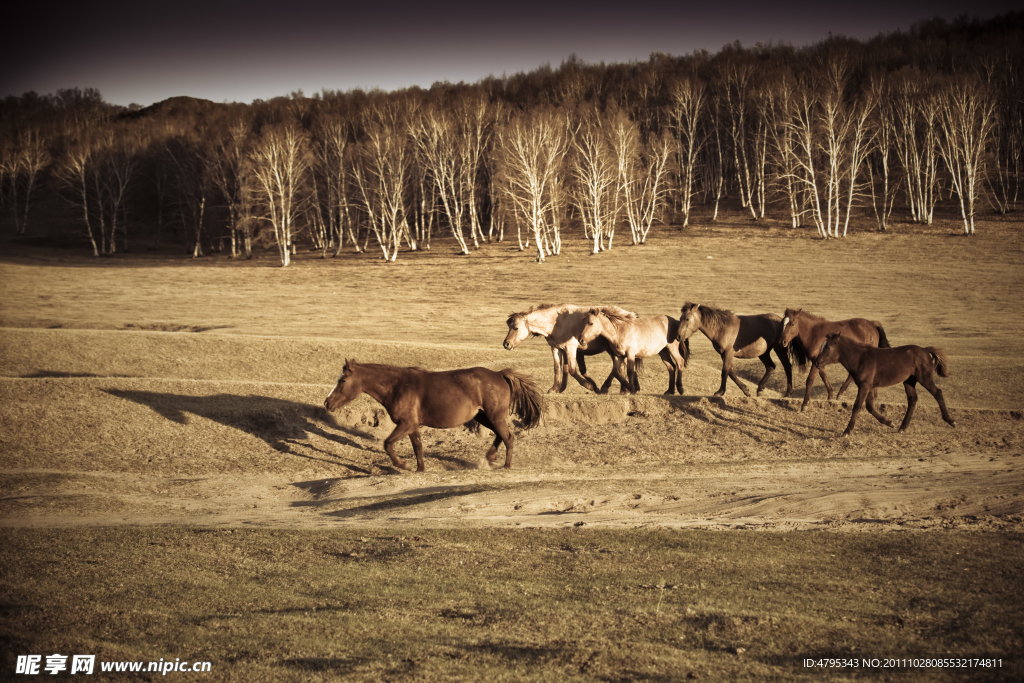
<box><xmin>504</xmin><ymin>303</ymin><xmax>640</xmax><ymax>394</ymax></box>
<box><xmin>677</xmin><ymin>303</ymin><xmax>793</xmax><ymax>398</ymax></box>
<box><xmin>576</xmin><ymin>308</ymin><xmax>689</xmax><ymax>395</ymax></box>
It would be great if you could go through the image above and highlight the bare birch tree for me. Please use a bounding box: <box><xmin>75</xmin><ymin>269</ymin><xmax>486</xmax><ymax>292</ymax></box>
<box><xmin>352</xmin><ymin>100</ymin><xmax>413</xmax><ymax>261</ymax></box>
<box><xmin>4</xmin><ymin>129</ymin><xmax>50</xmax><ymax>234</ymax></box>
<box><xmin>891</xmin><ymin>68</ymin><xmax>942</xmax><ymax>224</ymax></box>
<box><xmin>868</xmin><ymin>74</ymin><xmax>901</xmax><ymax>231</ymax></box>
<box><xmin>668</xmin><ymin>77</ymin><xmax>709</xmax><ymax>228</ymax></box>
<box><xmin>310</xmin><ymin>114</ymin><xmax>358</xmax><ymax>256</ymax></box>
<box><xmin>936</xmin><ymin>75</ymin><xmax>998</xmax><ymax>235</ymax></box>
<box><xmin>248</xmin><ymin>121</ymin><xmax>312</xmax><ymax>266</ymax></box>
<box><xmin>410</xmin><ymin>103</ymin><xmax>472</xmax><ymax>253</ymax></box>
<box><xmin>55</xmin><ymin>131</ymin><xmax>101</xmax><ymax>256</ymax></box>
<box><xmin>207</xmin><ymin>119</ymin><xmax>254</xmax><ymax>258</ymax></box>
<box><xmin>570</xmin><ymin>110</ymin><xmax>619</xmax><ymax>253</ymax></box>
<box><xmin>607</xmin><ymin>111</ymin><xmax>672</xmax><ymax>244</ymax></box>
<box><xmin>495</xmin><ymin>108</ymin><xmax>569</xmax><ymax>262</ymax></box>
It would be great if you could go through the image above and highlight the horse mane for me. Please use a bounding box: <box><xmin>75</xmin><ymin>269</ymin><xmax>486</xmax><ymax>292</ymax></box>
<box><xmin>344</xmin><ymin>360</ymin><xmax>425</xmax><ymax>378</ymax></box>
<box><xmin>594</xmin><ymin>307</ymin><xmax>636</xmax><ymax>324</ymax></box>
<box><xmin>507</xmin><ymin>302</ymin><xmax>580</xmax><ymax>326</ymax></box>
<box><xmin>696</xmin><ymin>304</ymin><xmax>735</xmax><ymax>330</ymax></box>
<box><xmin>785</xmin><ymin>308</ymin><xmax>824</xmax><ymax>323</ymax></box>
<box><xmin>787</xmin><ymin>337</ymin><xmax>811</xmax><ymax>369</ymax></box>
<box><xmin>599</xmin><ymin>305</ymin><xmax>637</xmax><ymax>320</ymax></box>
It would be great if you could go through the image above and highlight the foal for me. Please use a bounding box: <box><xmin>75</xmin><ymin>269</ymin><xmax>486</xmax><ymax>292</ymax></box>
<box><xmin>815</xmin><ymin>333</ymin><xmax>955</xmax><ymax>437</ymax></box>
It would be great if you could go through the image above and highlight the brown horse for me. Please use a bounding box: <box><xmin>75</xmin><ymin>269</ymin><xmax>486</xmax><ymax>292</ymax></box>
<box><xmin>324</xmin><ymin>361</ymin><xmax>541</xmax><ymax>471</ymax></box>
<box><xmin>676</xmin><ymin>303</ymin><xmax>793</xmax><ymax>398</ymax></box>
<box><xmin>781</xmin><ymin>308</ymin><xmax>891</xmax><ymax>412</ymax></box>
<box><xmin>576</xmin><ymin>308</ymin><xmax>689</xmax><ymax>394</ymax></box>
<box><xmin>504</xmin><ymin>303</ymin><xmax>641</xmax><ymax>394</ymax></box>
<box><xmin>815</xmin><ymin>333</ymin><xmax>955</xmax><ymax>437</ymax></box>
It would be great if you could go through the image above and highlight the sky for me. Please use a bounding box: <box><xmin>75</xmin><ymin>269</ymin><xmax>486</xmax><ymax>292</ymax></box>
<box><xmin>4</xmin><ymin>0</ymin><xmax>1021</xmax><ymax>107</ymax></box>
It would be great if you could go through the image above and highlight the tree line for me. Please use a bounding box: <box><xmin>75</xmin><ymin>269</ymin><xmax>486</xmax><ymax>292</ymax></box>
<box><xmin>1</xmin><ymin>13</ymin><xmax>1021</xmax><ymax>265</ymax></box>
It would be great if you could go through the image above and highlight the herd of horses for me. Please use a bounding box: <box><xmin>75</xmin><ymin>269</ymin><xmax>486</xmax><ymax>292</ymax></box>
<box><xmin>324</xmin><ymin>302</ymin><xmax>955</xmax><ymax>472</ymax></box>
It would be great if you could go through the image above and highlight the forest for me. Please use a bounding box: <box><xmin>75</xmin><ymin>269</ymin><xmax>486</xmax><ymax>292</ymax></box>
<box><xmin>1</xmin><ymin>13</ymin><xmax>1021</xmax><ymax>265</ymax></box>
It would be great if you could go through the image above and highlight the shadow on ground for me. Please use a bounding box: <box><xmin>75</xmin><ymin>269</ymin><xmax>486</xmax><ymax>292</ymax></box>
<box><xmin>104</xmin><ymin>388</ymin><xmax>374</xmax><ymax>467</ymax></box>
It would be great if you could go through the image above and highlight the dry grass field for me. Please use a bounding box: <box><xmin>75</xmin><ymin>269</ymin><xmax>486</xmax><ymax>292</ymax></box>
<box><xmin>2</xmin><ymin>213</ymin><xmax>1023</xmax><ymax>680</ymax></box>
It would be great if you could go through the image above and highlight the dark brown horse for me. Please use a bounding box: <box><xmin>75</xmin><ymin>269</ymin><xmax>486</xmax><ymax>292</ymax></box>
<box><xmin>324</xmin><ymin>361</ymin><xmax>541</xmax><ymax>471</ymax></box>
<box><xmin>781</xmin><ymin>308</ymin><xmax>890</xmax><ymax>412</ymax></box>
<box><xmin>815</xmin><ymin>333</ymin><xmax>955</xmax><ymax>437</ymax></box>
<box><xmin>676</xmin><ymin>303</ymin><xmax>793</xmax><ymax>398</ymax></box>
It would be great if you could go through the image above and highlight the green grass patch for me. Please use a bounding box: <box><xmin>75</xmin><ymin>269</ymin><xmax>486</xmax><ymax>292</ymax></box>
<box><xmin>1</xmin><ymin>528</ymin><xmax>1021</xmax><ymax>681</ymax></box>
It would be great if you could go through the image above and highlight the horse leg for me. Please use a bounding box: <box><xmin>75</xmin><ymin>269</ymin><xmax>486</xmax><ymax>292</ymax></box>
<box><xmin>800</xmin><ymin>366</ymin><xmax>818</xmax><ymax>412</ymax></box>
<box><xmin>667</xmin><ymin>342</ymin><xmax>686</xmax><ymax>394</ymax></box>
<box><xmin>408</xmin><ymin>429</ymin><xmax>426</xmax><ymax>472</ymax></box>
<box><xmin>383</xmin><ymin>421</ymin><xmax>418</xmax><ymax>471</ymax></box>
<box><xmin>658</xmin><ymin>348</ymin><xmax>676</xmax><ymax>395</ymax></box>
<box><xmin>842</xmin><ymin>385</ymin><xmax>869</xmax><ymax>437</ymax></box>
<box><xmin>608</xmin><ymin>355</ymin><xmax>632</xmax><ymax>394</ymax></box>
<box><xmin>566</xmin><ymin>348</ymin><xmax>600</xmax><ymax>393</ymax></box>
<box><xmin>627</xmin><ymin>354</ymin><xmax>640</xmax><ymax>394</ymax></box>
<box><xmin>598</xmin><ymin>352</ymin><xmax>617</xmax><ymax>394</ymax></box>
<box><xmin>819</xmin><ymin>368</ymin><xmax>836</xmax><ymax>400</ymax></box>
<box><xmin>475</xmin><ymin>412</ymin><xmax>510</xmax><ymax>468</ymax></box>
<box><xmin>777</xmin><ymin>346</ymin><xmax>793</xmax><ymax>398</ymax></box>
<box><xmin>835</xmin><ymin>371</ymin><xmax>854</xmax><ymax>399</ymax></box>
<box><xmin>549</xmin><ymin>347</ymin><xmax>567</xmax><ymax>394</ymax></box>
<box><xmin>865</xmin><ymin>388</ymin><xmax>892</xmax><ymax>427</ymax></box>
<box><xmin>575</xmin><ymin>349</ymin><xmax>601</xmax><ymax>394</ymax></box>
<box><xmin>898</xmin><ymin>379</ymin><xmax>919</xmax><ymax>433</ymax></box>
<box><xmin>715</xmin><ymin>352</ymin><xmax>731</xmax><ymax>397</ymax></box>
<box><xmin>917</xmin><ymin>371</ymin><xmax>956</xmax><ymax>428</ymax></box>
<box><xmin>755</xmin><ymin>352</ymin><xmax>776</xmax><ymax>396</ymax></box>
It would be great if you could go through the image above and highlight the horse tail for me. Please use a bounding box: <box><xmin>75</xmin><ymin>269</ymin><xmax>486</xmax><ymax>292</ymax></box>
<box><xmin>875</xmin><ymin>323</ymin><xmax>891</xmax><ymax>348</ymax></box>
<box><xmin>927</xmin><ymin>348</ymin><xmax>950</xmax><ymax>377</ymax></box>
<box><xmin>787</xmin><ymin>337</ymin><xmax>810</xmax><ymax>370</ymax></box>
<box><xmin>681</xmin><ymin>338</ymin><xmax>690</xmax><ymax>367</ymax></box>
<box><xmin>501</xmin><ymin>369</ymin><xmax>542</xmax><ymax>429</ymax></box>
<box><xmin>634</xmin><ymin>357</ymin><xmax>645</xmax><ymax>377</ymax></box>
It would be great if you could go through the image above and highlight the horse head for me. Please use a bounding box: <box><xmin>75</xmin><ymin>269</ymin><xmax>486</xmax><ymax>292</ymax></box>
<box><xmin>503</xmin><ymin>313</ymin><xmax>531</xmax><ymax>350</ymax></box>
<box><xmin>324</xmin><ymin>359</ymin><xmax>363</xmax><ymax>412</ymax></box>
<box><xmin>813</xmin><ymin>333</ymin><xmax>842</xmax><ymax>370</ymax></box>
<box><xmin>780</xmin><ymin>308</ymin><xmax>801</xmax><ymax>348</ymax></box>
<box><xmin>576</xmin><ymin>308</ymin><xmax>604</xmax><ymax>350</ymax></box>
<box><xmin>676</xmin><ymin>303</ymin><xmax>702</xmax><ymax>342</ymax></box>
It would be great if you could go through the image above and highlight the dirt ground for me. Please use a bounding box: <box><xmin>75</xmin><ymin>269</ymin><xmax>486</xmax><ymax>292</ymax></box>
<box><xmin>1</xmin><ymin>217</ymin><xmax>1023</xmax><ymax>533</ymax></box>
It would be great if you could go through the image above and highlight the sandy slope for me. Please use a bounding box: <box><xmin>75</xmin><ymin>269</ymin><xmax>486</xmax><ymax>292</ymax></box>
<box><xmin>2</xmin><ymin>227</ymin><xmax>1023</xmax><ymax>532</ymax></box>
<box><xmin>2</xmin><ymin>354</ymin><xmax>1021</xmax><ymax>531</ymax></box>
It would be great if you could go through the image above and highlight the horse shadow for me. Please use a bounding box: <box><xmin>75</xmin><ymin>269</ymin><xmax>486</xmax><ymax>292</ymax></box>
<box><xmin>103</xmin><ymin>388</ymin><xmax>375</xmax><ymax>473</ymax></box>
<box><xmin>665</xmin><ymin>395</ymin><xmax>835</xmax><ymax>440</ymax></box>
